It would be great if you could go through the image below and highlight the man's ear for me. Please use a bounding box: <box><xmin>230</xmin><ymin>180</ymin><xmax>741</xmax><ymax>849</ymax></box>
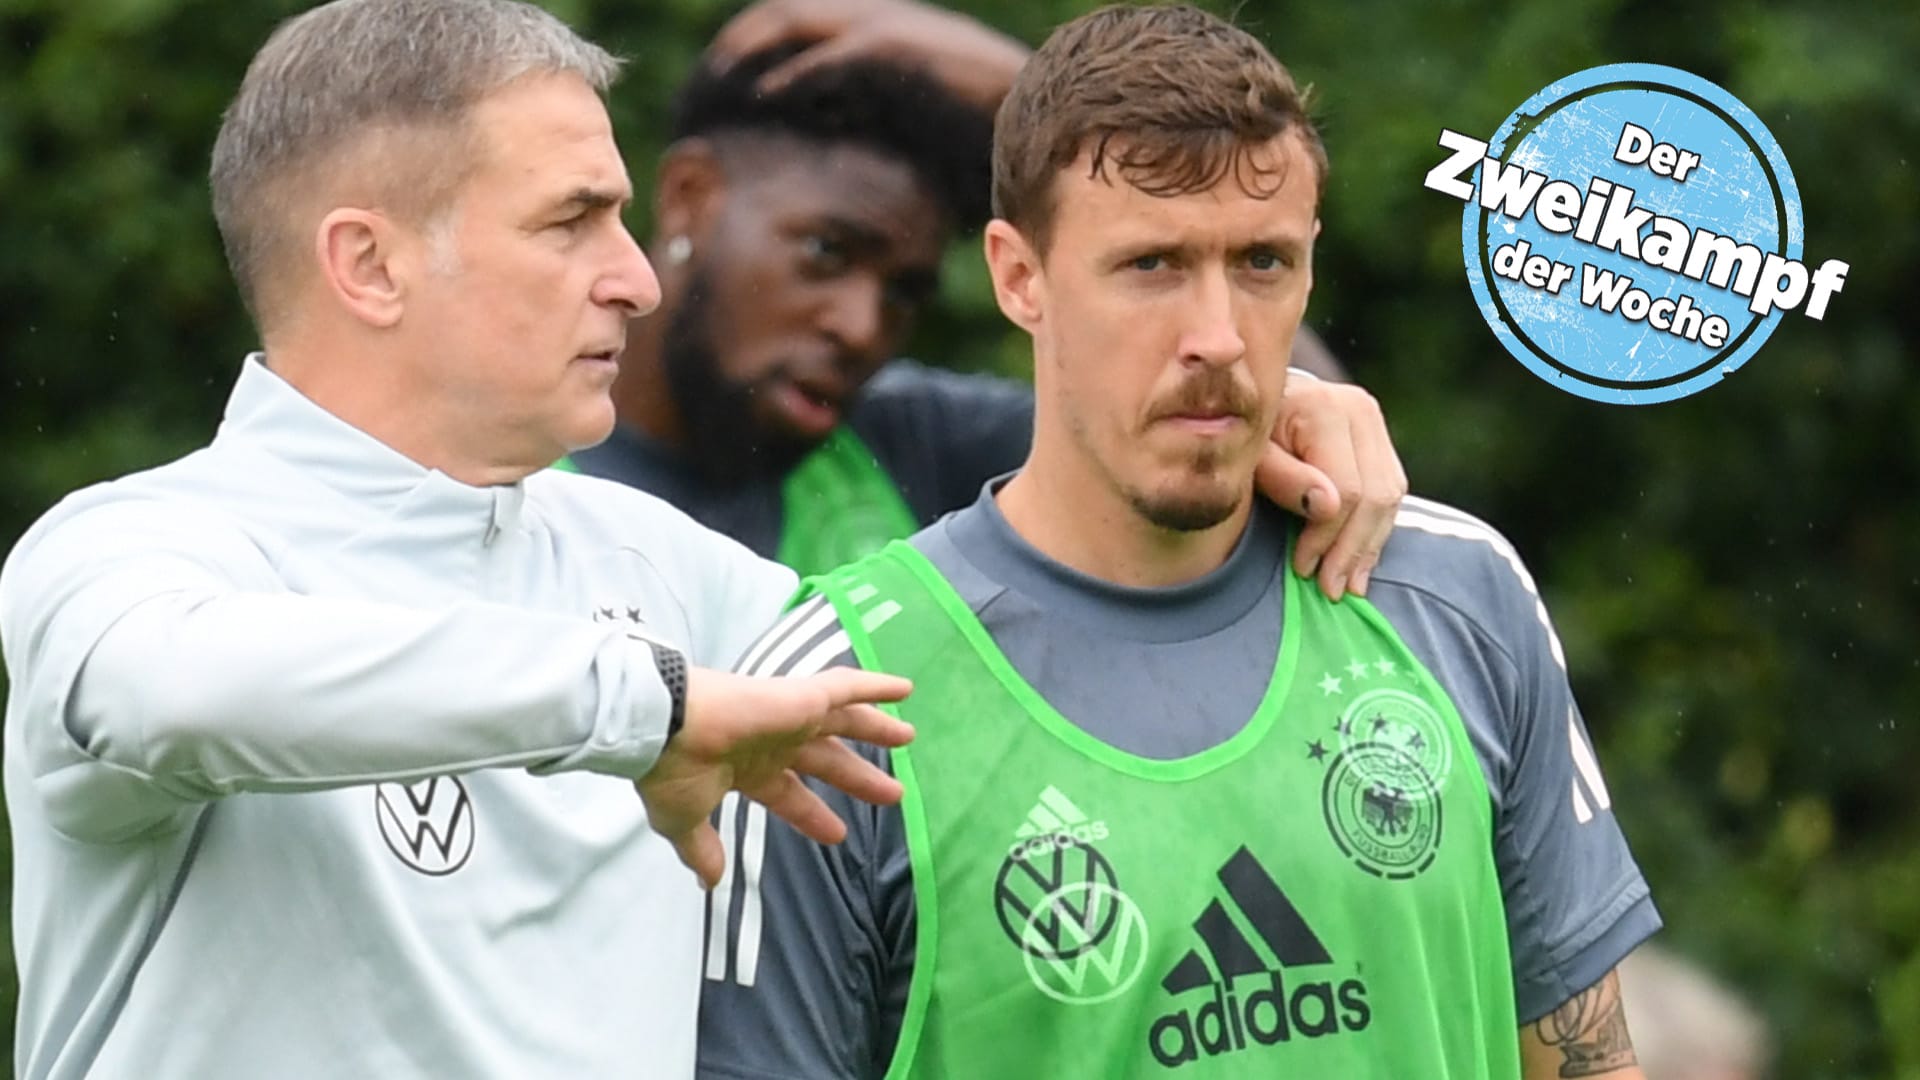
<box><xmin>654</xmin><ymin>137</ymin><xmax>728</xmax><ymax>245</ymax></box>
<box><xmin>315</xmin><ymin>207</ymin><xmax>408</xmax><ymax>329</ymax></box>
<box><xmin>984</xmin><ymin>219</ymin><xmax>1045</xmax><ymax>333</ymax></box>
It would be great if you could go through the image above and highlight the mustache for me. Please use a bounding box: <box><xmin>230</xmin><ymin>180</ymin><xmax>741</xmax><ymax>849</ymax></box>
<box><xmin>1147</xmin><ymin>371</ymin><xmax>1260</xmax><ymax>423</ymax></box>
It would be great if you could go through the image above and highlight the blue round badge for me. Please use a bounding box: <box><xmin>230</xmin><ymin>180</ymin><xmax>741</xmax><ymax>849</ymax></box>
<box><xmin>1461</xmin><ymin>63</ymin><xmax>1803</xmax><ymax>404</ymax></box>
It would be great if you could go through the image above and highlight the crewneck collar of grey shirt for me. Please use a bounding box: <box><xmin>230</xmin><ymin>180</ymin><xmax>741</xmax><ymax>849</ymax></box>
<box><xmin>930</xmin><ymin>475</ymin><xmax>1288</xmax><ymax>645</ymax></box>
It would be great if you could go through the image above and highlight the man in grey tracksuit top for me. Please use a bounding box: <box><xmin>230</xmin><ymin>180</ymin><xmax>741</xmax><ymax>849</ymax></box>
<box><xmin>0</xmin><ymin>2</ymin><xmax>914</xmax><ymax>1076</ymax></box>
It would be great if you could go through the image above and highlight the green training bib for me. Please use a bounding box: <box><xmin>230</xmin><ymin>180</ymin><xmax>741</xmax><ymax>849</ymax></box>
<box><xmin>553</xmin><ymin>427</ymin><xmax>912</xmax><ymax>576</ymax></box>
<box><xmin>776</xmin><ymin>427</ymin><xmax>918</xmax><ymax>578</ymax></box>
<box><xmin>810</xmin><ymin>541</ymin><xmax>1521</xmax><ymax>1079</ymax></box>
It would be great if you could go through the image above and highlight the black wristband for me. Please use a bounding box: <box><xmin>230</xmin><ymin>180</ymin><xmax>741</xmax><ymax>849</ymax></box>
<box><xmin>643</xmin><ymin>640</ymin><xmax>688</xmax><ymax>742</ymax></box>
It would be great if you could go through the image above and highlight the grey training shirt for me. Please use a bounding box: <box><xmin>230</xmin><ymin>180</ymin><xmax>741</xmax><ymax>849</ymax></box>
<box><xmin>695</xmin><ymin>485</ymin><xmax>1659</xmax><ymax>1079</ymax></box>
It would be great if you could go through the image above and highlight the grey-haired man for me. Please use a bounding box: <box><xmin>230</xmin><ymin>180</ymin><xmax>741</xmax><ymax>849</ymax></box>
<box><xmin>1</xmin><ymin>2</ymin><xmax>912</xmax><ymax>1076</ymax></box>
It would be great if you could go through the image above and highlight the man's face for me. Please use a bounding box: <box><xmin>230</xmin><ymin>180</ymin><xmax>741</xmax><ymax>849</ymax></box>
<box><xmin>664</xmin><ymin>143</ymin><xmax>946</xmax><ymax>476</ymax></box>
<box><xmin>401</xmin><ymin>72</ymin><xmax>658</xmax><ymax>467</ymax></box>
<box><xmin>1027</xmin><ymin>134</ymin><xmax>1319</xmax><ymax>532</ymax></box>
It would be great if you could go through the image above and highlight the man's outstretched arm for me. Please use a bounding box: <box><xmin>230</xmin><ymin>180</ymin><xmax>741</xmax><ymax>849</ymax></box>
<box><xmin>5</xmin><ymin>494</ymin><xmax>913</xmax><ymax>860</ymax></box>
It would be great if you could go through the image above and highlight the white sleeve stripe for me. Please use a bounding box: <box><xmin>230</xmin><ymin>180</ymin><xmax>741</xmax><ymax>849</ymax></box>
<box><xmin>704</xmin><ymin>793</ymin><xmax>742</xmax><ymax>981</ymax></box>
<box><xmin>1571</xmin><ymin>778</ymin><xmax>1594</xmax><ymax>824</ymax></box>
<box><xmin>1400</xmin><ymin>501</ymin><xmax>1614</xmax><ymax>827</ymax></box>
<box><xmin>1402</xmin><ymin>494</ymin><xmax>1499</xmax><ymax>532</ymax></box>
<box><xmin>722</xmin><ymin>630</ymin><xmax>856</xmax><ymax>987</ymax></box>
<box><xmin>724</xmin><ymin>630</ymin><xmax>858</xmax><ymax>987</ymax></box>
<box><xmin>766</xmin><ymin>619</ymin><xmax>847</xmax><ymax>677</ymax></box>
<box><xmin>1393</xmin><ymin>508</ymin><xmax>1538</xmax><ymax>594</ymax></box>
<box><xmin>787</xmin><ymin>630</ymin><xmax>855</xmax><ymax>681</ymax></box>
<box><xmin>735</xmin><ymin>594</ymin><xmax>829</xmax><ymax>674</ymax></box>
<box><xmin>1568</xmin><ymin>704</ymin><xmax>1613</xmax><ymax>816</ymax></box>
<box><xmin>735</xmin><ymin>801</ymin><xmax>770</xmax><ymax>987</ymax></box>
<box><xmin>1393</xmin><ymin>508</ymin><xmax>1566</xmax><ymax>672</ymax></box>
<box><xmin>741</xmin><ymin>597</ymin><xmax>841</xmax><ymax>676</ymax></box>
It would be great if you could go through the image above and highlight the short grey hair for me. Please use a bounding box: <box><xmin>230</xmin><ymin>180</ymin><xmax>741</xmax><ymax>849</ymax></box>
<box><xmin>210</xmin><ymin>0</ymin><xmax>622</xmax><ymax>328</ymax></box>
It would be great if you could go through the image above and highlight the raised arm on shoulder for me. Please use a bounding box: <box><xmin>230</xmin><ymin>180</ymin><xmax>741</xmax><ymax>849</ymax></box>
<box><xmin>1264</xmin><ymin>370</ymin><xmax>1408</xmax><ymax>600</ymax></box>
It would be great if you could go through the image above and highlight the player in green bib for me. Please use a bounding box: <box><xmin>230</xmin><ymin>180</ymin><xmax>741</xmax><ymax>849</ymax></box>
<box><xmin>810</xmin><ymin>537</ymin><xmax>1517</xmax><ymax>1076</ymax></box>
<box><xmin>697</xmin><ymin>7</ymin><xmax>1658</xmax><ymax>1078</ymax></box>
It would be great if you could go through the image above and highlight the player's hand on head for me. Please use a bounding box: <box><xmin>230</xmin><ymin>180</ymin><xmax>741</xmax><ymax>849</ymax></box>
<box><xmin>636</xmin><ymin>665</ymin><xmax>913</xmax><ymax>888</ymax></box>
<box><xmin>708</xmin><ymin>0</ymin><xmax>1029</xmax><ymax>113</ymax></box>
<box><xmin>710</xmin><ymin>0</ymin><xmax>893</xmax><ymax>65</ymax></box>
<box><xmin>1257</xmin><ymin>374</ymin><xmax>1407</xmax><ymax>602</ymax></box>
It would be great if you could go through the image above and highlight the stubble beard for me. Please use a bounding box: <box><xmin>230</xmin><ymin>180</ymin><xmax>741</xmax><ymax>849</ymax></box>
<box><xmin>1124</xmin><ymin>457</ymin><xmax>1250</xmax><ymax>533</ymax></box>
<box><xmin>661</xmin><ymin>266</ymin><xmax>820</xmax><ymax>484</ymax></box>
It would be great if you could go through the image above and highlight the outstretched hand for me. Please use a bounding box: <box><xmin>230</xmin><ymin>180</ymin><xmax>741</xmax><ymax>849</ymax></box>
<box><xmin>1256</xmin><ymin>375</ymin><xmax>1408</xmax><ymax>601</ymax></box>
<box><xmin>637</xmin><ymin>665</ymin><xmax>913</xmax><ymax>888</ymax></box>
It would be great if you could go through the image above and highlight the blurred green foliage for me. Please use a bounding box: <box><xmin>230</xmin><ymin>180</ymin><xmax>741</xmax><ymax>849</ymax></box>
<box><xmin>1</xmin><ymin>0</ymin><xmax>1915</xmax><ymax>1074</ymax></box>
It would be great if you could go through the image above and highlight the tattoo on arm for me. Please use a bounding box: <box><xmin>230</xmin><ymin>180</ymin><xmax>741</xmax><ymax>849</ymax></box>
<box><xmin>1535</xmin><ymin>970</ymin><xmax>1638</xmax><ymax>1078</ymax></box>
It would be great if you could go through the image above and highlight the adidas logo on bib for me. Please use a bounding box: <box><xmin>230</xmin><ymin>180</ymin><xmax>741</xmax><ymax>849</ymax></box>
<box><xmin>1148</xmin><ymin>847</ymin><xmax>1371</xmax><ymax>1068</ymax></box>
<box><xmin>1008</xmin><ymin>785</ymin><xmax>1110</xmax><ymax>858</ymax></box>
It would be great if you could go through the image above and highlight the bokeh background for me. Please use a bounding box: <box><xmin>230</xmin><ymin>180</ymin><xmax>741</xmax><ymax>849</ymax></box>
<box><xmin>2</xmin><ymin>0</ymin><xmax>1915</xmax><ymax>1074</ymax></box>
